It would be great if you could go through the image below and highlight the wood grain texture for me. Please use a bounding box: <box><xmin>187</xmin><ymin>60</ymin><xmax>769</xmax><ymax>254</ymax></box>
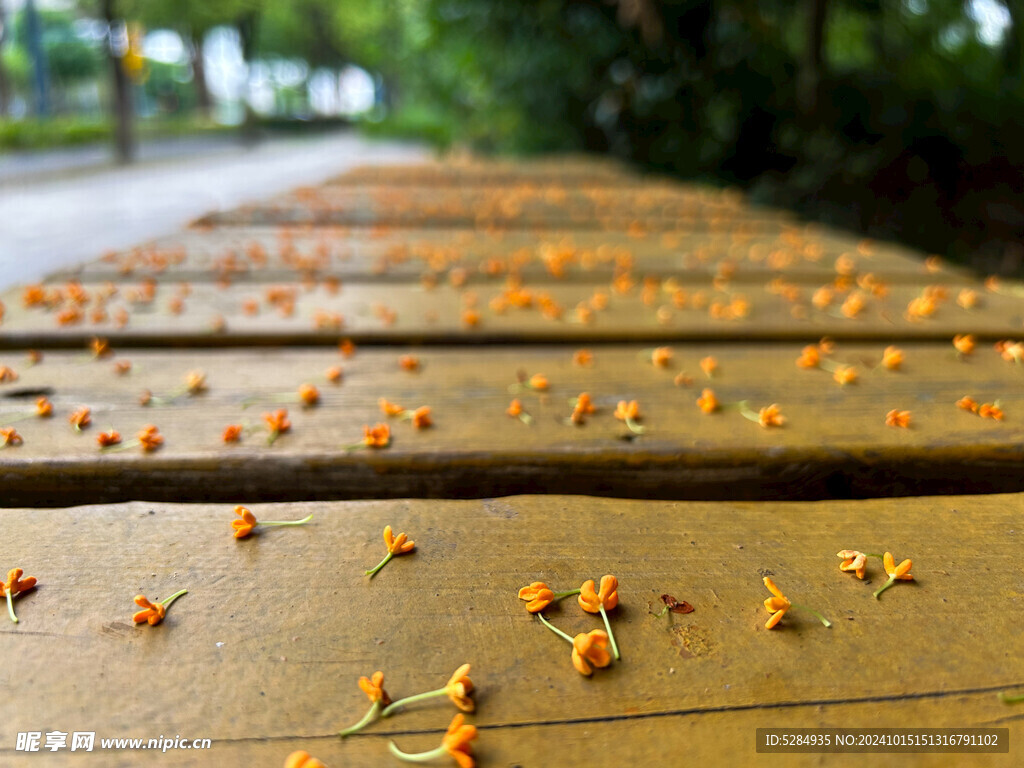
<box><xmin>0</xmin><ymin>494</ymin><xmax>1021</xmax><ymax>766</ymax></box>
<box><xmin>44</xmin><ymin>224</ymin><xmax>962</xmax><ymax>286</ymax></box>
<box><xmin>2</xmin><ymin>343</ymin><xmax>1024</xmax><ymax>504</ymax></box>
<box><xmin>2</xmin><ymin>277</ymin><xmax>1018</xmax><ymax>348</ymax></box>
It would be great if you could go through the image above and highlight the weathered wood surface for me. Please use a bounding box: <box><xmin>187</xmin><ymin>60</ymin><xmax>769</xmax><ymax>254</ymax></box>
<box><xmin>44</xmin><ymin>225</ymin><xmax>965</xmax><ymax>286</ymax></box>
<box><xmin>2</xmin><ymin>278</ymin><xmax>1019</xmax><ymax>348</ymax></box>
<box><xmin>325</xmin><ymin>157</ymin><xmax>636</xmax><ymax>185</ymax></box>
<box><xmin>1</xmin><ymin>494</ymin><xmax>1020</xmax><ymax>766</ymax></box>
<box><xmin>2</xmin><ymin>344</ymin><xmax>1024</xmax><ymax>505</ymax></box>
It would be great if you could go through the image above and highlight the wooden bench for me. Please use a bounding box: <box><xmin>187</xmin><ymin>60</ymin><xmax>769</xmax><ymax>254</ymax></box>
<box><xmin>1</xmin><ymin>157</ymin><xmax>1021</xmax><ymax>766</ymax></box>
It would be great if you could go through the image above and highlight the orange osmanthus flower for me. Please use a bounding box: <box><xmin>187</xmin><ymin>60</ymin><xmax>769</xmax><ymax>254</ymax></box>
<box><xmin>651</xmin><ymin>346</ymin><xmax>673</xmax><ymax>367</ymax></box>
<box><xmin>875</xmin><ymin>552</ymin><xmax>914</xmax><ymax>599</ymax></box>
<box><xmin>97</xmin><ymin>430</ymin><xmax>121</xmax><ymax>448</ymax></box>
<box><xmin>399</xmin><ymin>355</ymin><xmax>420</xmax><ymax>371</ymax></box>
<box><xmin>384</xmin><ymin>525</ymin><xmax>414</xmax><ymax>555</ymax></box>
<box><xmin>381</xmin><ymin>664</ymin><xmax>476</xmax><ymax>718</ymax></box>
<box><xmin>232</xmin><ymin>506</ymin><xmax>258</xmax><ymax>538</ymax></box>
<box><xmin>284</xmin><ymin>751</ymin><xmax>327</xmax><ymax>768</ymax></box>
<box><xmin>572</xmin><ymin>349</ymin><xmax>594</xmax><ymax>366</ymax></box>
<box><xmin>359</xmin><ymin>671</ymin><xmax>392</xmax><ymax>706</ymax></box>
<box><xmin>90</xmin><ymin>337</ymin><xmax>111</xmax><ymax>358</ymax></box>
<box><xmin>379</xmin><ymin>398</ymin><xmax>405</xmax><ymax>416</ymax></box>
<box><xmin>833</xmin><ymin>365</ymin><xmax>858</xmax><ymax>386</ymax></box>
<box><xmin>69</xmin><ymin>407</ymin><xmax>91</xmax><ymax>431</ymax></box>
<box><xmin>0</xmin><ymin>427</ymin><xmax>23</xmax><ymax>446</ymax></box>
<box><xmin>572</xmin><ymin>629</ymin><xmax>613</xmax><ymax>676</ymax></box>
<box><xmin>837</xmin><ymin>550</ymin><xmax>868</xmax><ymax>580</ymax></box>
<box><xmin>410</xmin><ymin>406</ymin><xmax>432</xmax><ymax>429</ymax></box>
<box><xmin>3</xmin><ymin>568</ymin><xmax>38</xmax><ymax>623</ymax></box>
<box><xmin>132</xmin><ymin>589</ymin><xmax>186</xmax><ymax>626</ymax></box>
<box><xmin>0</xmin><ymin>366</ymin><xmax>19</xmax><ymax>383</ymax></box>
<box><xmin>325</xmin><ymin>366</ymin><xmax>343</xmax><ymax>384</ymax></box>
<box><xmin>264</xmin><ymin>409</ymin><xmax>291</xmax><ymax>442</ymax></box>
<box><xmin>132</xmin><ymin>595</ymin><xmax>166</xmax><ymax>625</ymax></box>
<box><xmin>762</xmin><ymin>577</ymin><xmax>791</xmax><ymax>629</ymax></box>
<box><xmin>953</xmin><ymin>334</ymin><xmax>975</xmax><ymax>356</ymax></box>
<box><xmin>223</xmin><ymin>424</ymin><xmax>243</xmax><ymax>442</ymax></box>
<box><xmin>390</xmin><ymin>713</ymin><xmax>478</xmax><ymax>767</ymax></box>
<box><xmin>518</xmin><ymin>582</ymin><xmax>555</xmax><ymax>613</ymax></box>
<box><xmin>363</xmin><ymin>423</ymin><xmax>391</xmax><ymax>448</ymax></box>
<box><xmin>978</xmin><ymin>403</ymin><xmax>1004</xmax><ymax>420</ymax></box>
<box><xmin>579</xmin><ymin>574</ymin><xmax>622</xmax><ymax>659</ymax></box>
<box><xmin>231</xmin><ymin>505</ymin><xmax>312</xmax><ymax>539</ymax></box>
<box><xmin>445</xmin><ymin>664</ymin><xmax>475</xmax><ymax>712</ymax></box>
<box><xmin>365</xmin><ymin>525</ymin><xmax>413</xmax><ymax>577</ymax></box>
<box><xmin>881</xmin><ymin>346</ymin><xmax>904</xmax><ymax>370</ymax></box>
<box><xmin>570</xmin><ymin>392</ymin><xmax>595</xmax><ymax>424</ymax></box>
<box><xmin>528</xmin><ymin>373</ymin><xmax>549</xmax><ymax>390</ymax></box>
<box><xmin>885</xmin><ymin>409</ymin><xmax>911</xmax><ymax>428</ymax></box>
<box><xmin>298</xmin><ymin>384</ymin><xmax>320</xmax><ymax>406</ymax></box>
<box><xmin>957</xmin><ymin>396</ymin><xmax>979</xmax><ymax>413</ymax></box>
<box><xmin>758</xmin><ymin>404</ymin><xmax>785</xmax><ymax>428</ymax></box>
<box><xmin>35</xmin><ymin>396</ymin><xmax>52</xmax><ymax>417</ymax></box>
<box><xmin>700</xmin><ymin>356</ymin><xmax>718</xmax><ymax>378</ymax></box>
<box><xmin>796</xmin><ymin>345</ymin><xmax>820</xmax><ymax>368</ymax></box>
<box><xmin>114</xmin><ymin>360</ymin><xmax>132</xmax><ymax>375</ymax></box>
<box><xmin>614</xmin><ymin>400</ymin><xmax>640</xmax><ymax>422</ymax></box>
<box><xmin>138</xmin><ymin>425</ymin><xmax>163</xmax><ymax>452</ymax></box>
<box><xmin>578</xmin><ymin>575</ymin><xmax>619</xmax><ymax>613</ymax></box>
<box><xmin>696</xmin><ymin>391</ymin><xmax>720</xmax><ymax>415</ymax></box>
<box><xmin>185</xmin><ymin>371</ymin><xmax>207</xmax><ymax>394</ymax></box>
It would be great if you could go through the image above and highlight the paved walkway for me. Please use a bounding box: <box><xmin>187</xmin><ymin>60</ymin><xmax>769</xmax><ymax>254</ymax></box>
<box><xmin>0</xmin><ymin>131</ymin><xmax>426</xmax><ymax>290</ymax></box>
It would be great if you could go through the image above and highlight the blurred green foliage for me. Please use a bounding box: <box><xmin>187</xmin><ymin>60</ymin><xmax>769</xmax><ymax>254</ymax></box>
<box><xmin>360</xmin><ymin>0</ymin><xmax>1024</xmax><ymax>270</ymax></box>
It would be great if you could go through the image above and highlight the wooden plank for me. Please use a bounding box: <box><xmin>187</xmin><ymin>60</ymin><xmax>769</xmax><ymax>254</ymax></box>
<box><xmin>187</xmin><ymin>182</ymin><xmax>793</xmax><ymax>231</ymax></box>
<box><xmin>2</xmin><ymin>697</ymin><xmax>1017</xmax><ymax>767</ymax></box>
<box><xmin>1</xmin><ymin>494</ymin><xmax>1021</xmax><ymax>765</ymax></box>
<box><xmin>325</xmin><ymin>157</ymin><xmax>640</xmax><ymax>185</ymax></box>
<box><xmin>2</xmin><ymin>343</ymin><xmax>1024</xmax><ymax>505</ymax></box>
<box><xmin>45</xmin><ymin>225</ymin><xmax>964</xmax><ymax>286</ymax></box>
<box><xmin>1</xmin><ymin>278</ymin><xmax>1018</xmax><ymax>348</ymax></box>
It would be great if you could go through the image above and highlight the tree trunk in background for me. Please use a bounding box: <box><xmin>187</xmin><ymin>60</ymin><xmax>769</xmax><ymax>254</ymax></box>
<box><xmin>102</xmin><ymin>0</ymin><xmax>135</xmax><ymax>163</ymax></box>
<box><xmin>0</xmin><ymin>2</ymin><xmax>11</xmax><ymax>116</ymax></box>
<box><xmin>189</xmin><ymin>29</ymin><xmax>213</xmax><ymax>119</ymax></box>
<box><xmin>237</xmin><ymin>11</ymin><xmax>261</xmax><ymax>144</ymax></box>
<box><xmin>798</xmin><ymin>0</ymin><xmax>827</xmax><ymax>120</ymax></box>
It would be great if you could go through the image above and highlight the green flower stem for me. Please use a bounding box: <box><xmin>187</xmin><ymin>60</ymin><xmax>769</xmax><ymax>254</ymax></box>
<box><xmin>381</xmin><ymin>688</ymin><xmax>446</xmax><ymax>717</ymax></box>
<box><xmin>3</xmin><ymin>413</ymin><xmax>36</xmax><ymax>424</ymax></box>
<box><xmin>624</xmin><ymin>417</ymin><xmax>645</xmax><ymax>434</ymax></box>
<box><xmin>388</xmin><ymin>742</ymin><xmax>446</xmax><ymax>762</ymax></box>
<box><xmin>999</xmin><ymin>692</ymin><xmax>1024</xmax><ymax>704</ymax></box>
<box><xmin>537</xmin><ymin>612</ymin><xmax>574</xmax><ymax>644</ymax></box>
<box><xmin>517</xmin><ymin>412</ymin><xmax>533</xmax><ymax>425</ymax></box>
<box><xmin>6</xmin><ymin>589</ymin><xmax>18</xmax><ymax>624</ymax></box>
<box><xmin>101</xmin><ymin>439</ymin><xmax>142</xmax><ymax>454</ymax></box>
<box><xmin>873</xmin><ymin>577</ymin><xmax>898</xmax><ymax>599</ymax></box>
<box><xmin>737</xmin><ymin>401</ymin><xmax>761</xmax><ymax>423</ymax></box>
<box><xmin>552</xmin><ymin>589</ymin><xmax>581</xmax><ymax>599</ymax></box>
<box><xmin>599</xmin><ymin>605</ymin><xmax>621</xmax><ymax>659</ymax></box>
<box><xmin>365</xmin><ymin>552</ymin><xmax>394</xmax><ymax>577</ymax></box>
<box><xmin>260</xmin><ymin>513</ymin><xmax>314</xmax><ymax>528</ymax></box>
<box><xmin>339</xmin><ymin>700</ymin><xmax>381</xmax><ymax>738</ymax></box>
<box><xmin>792</xmin><ymin>602</ymin><xmax>832</xmax><ymax>627</ymax></box>
<box><xmin>160</xmin><ymin>589</ymin><xmax>188</xmax><ymax>609</ymax></box>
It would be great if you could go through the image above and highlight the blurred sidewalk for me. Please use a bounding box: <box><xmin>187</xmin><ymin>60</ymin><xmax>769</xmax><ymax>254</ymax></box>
<box><xmin>0</xmin><ymin>130</ymin><xmax>427</xmax><ymax>290</ymax></box>
<box><xmin>0</xmin><ymin>134</ymin><xmax>252</xmax><ymax>185</ymax></box>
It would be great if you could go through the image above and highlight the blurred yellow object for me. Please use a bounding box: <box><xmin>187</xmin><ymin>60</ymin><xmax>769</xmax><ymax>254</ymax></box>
<box><xmin>123</xmin><ymin>23</ymin><xmax>148</xmax><ymax>83</ymax></box>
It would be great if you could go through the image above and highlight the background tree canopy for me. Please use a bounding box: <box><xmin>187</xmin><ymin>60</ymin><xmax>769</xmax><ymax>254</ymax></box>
<box><xmin>364</xmin><ymin>0</ymin><xmax>1024</xmax><ymax>273</ymax></box>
